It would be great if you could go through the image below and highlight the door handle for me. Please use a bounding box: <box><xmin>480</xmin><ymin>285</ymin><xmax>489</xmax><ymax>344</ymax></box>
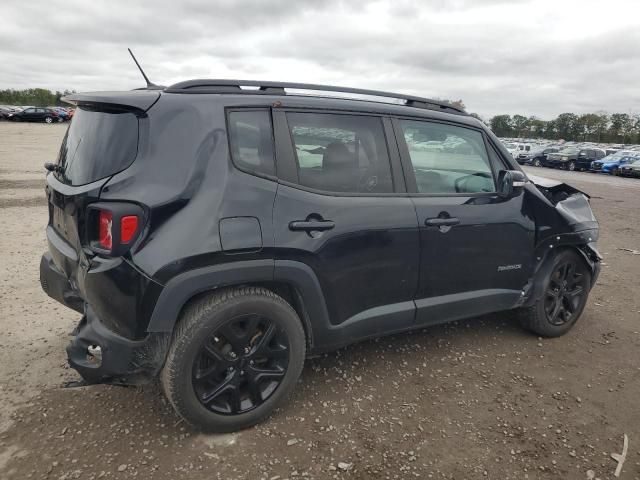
<box><xmin>425</xmin><ymin>217</ymin><xmax>460</xmax><ymax>227</ymax></box>
<box><xmin>289</xmin><ymin>220</ymin><xmax>335</xmax><ymax>232</ymax></box>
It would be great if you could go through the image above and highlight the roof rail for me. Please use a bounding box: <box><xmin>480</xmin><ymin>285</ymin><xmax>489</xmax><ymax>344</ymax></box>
<box><xmin>164</xmin><ymin>79</ymin><xmax>466</xmax><ymax>115</ymax></box>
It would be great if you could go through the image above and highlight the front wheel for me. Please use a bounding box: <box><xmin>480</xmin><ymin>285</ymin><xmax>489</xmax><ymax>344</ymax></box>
<box><xmin>567</xmin><ymin>161</ymin><xmax>576</xmax><ymax>171</ymax></box>
<box><xmin>44</xmin><ymin>116</ymin><xmax>53</xmax><ymax>124</ymax></box>
<box><xmin>161</xmin><ymin>287</ymin><xmax>306</xmax><ymax>432</ymax></box>
<box><xmin>518</xmin><ymin>250</ymin><xmax>592</xmax><ymax>337</ymax></box>
<box><xmin>533</xmin><ymin>159</ymin><xmax>542</xmax><ymax>167</ymax></box>
<box><xmin>611</xmin><ymin>167</ymin><xmax>619</xmax><ymax>176</ymax></box>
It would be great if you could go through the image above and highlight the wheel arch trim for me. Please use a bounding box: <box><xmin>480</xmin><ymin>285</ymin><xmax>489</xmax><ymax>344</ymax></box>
<box><xmin>147</xmin><ymin>259</ymin><xmax>275</xmax><ymax>332</ymax></box>
<box><xmin>146</xmin><ymin>260</ymin><xmax>332</xmax><ymax>350</ymax></box>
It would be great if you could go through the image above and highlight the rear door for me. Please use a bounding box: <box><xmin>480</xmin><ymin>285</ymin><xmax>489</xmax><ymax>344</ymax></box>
<box><xmin>22</xmin><ymin>108</ymin><xmax>36</xmax><ymax>121</ymax></box>
<box><xmin>272</xmin><ymin>110</ymin><xmax>420</xmax><ymax>340</ymax></box>
<box><xmin>393</xmin><ymin>118</ymin><xmax>535</xmax><ymax>326</ymax></box>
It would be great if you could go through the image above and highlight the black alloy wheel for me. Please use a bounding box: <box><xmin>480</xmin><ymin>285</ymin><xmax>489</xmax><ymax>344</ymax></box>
<box><xmin>192</xmin><ymin>314</ymin><xmax>290</xmax><ymax>415</ymax></box>
<box><xmin>543</xmin><ymin>260</ymin><xmax>588</xmax><ymax>326</ymax></box>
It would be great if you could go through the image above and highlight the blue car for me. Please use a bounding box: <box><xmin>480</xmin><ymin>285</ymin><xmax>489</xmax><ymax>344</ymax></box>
<box><xmin>591</xmin><ymin>151</ymin><xmax>640</xmax><ymax>175</ymax></box>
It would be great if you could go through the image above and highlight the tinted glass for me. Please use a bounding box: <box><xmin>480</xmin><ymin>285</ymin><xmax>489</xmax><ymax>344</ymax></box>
<box><xmin>400</xmin><ymin>120</ymin><xmax>495</xmax><ymax>194</ymax></box>
<box><xmin>228</xmin><ymin>110</ymin><xmax>275</xmax><ymax>177</ymax></box>
<box><xmin>56</xmin><ymin>106</ymin><xmax>138</xmax><ymax>186</ymax></box>
<box><xmin>287</xmin><ymin>113</ymin><xmax>393</xmax><ymax>193</ymax></box>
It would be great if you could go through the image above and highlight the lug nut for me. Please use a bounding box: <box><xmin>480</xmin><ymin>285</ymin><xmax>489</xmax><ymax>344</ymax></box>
<box><xmin>229</xmin><ymin>352</ymin><xmax>237</xmax><ymax>359</ymax></box>
<box><xmin>249</xmin><ymin>360</ymin><xmax>254</xmax><ymax>365</ymax></box>
<box><xmin>244</xmin><ymin>347</ymin><xmax>250</xmax><ymax>354</ymax></box>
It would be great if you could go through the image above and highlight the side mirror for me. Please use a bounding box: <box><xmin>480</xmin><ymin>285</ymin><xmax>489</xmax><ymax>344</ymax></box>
<box><xmin>497</xmin><ymin>170</ymin><xmax>526</xmax><ymax>198</ymax></box>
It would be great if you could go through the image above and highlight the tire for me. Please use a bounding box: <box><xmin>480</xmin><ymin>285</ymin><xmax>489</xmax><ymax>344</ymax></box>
<box><xmin>161</xmin><ymin>287</ymin><xmax>306</xmax><ymax>432</ymax></box>
<box><xmin>518</xmin><ymin>249</ymin><xmax>592</xmax><ymax>337</ymax></box>
<box><xmin>533</xmin><ymin>159</ymin><xmax>542</xmax><ymax>167</ymax></box>
<box><xmin>567</xmin><ymin>161</ymin><xmax>576</xmax><ymax>171</ymax></box>
<box><xmin>44</xmin><ymin>116</ymin><xmax>53</xmax><ymax>124</ymax></box>
<box><xmin>612</xmin><ymin>167</ymin><xmax>619</xmax><ymax>176</ymax></box>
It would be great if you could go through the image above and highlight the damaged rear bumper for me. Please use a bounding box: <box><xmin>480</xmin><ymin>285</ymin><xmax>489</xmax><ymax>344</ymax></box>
<box><xmin>66</xmin><ymin>307</ymin><xmax>169</xmax><ymax>385</ymax></box>
<box><xmin>40</xmin><ymin>252</ymin><xmax>169</xmax><ymax>385</ymax></box>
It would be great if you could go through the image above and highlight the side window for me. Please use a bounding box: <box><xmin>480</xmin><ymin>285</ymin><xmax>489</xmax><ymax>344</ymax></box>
<box><xmin>286</xmin><ymin>112</ymin><xmax>393</xmax><ymax>193</ymax></box>
<box><xmin>399</xmin><ymin>120</ymin><xmax>495</xmax><ymax>194</ymax></box>
<box><xmin>228</xmin><ymin>110</ymin><xmax>275</xmax><ymax>177</ymax></box>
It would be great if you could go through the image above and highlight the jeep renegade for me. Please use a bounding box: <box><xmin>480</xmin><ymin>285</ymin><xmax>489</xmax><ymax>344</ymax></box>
<box><xmin>40</xmin><ymin>80</ymin><xmax>601</xmax><ymax>431</ymax></box>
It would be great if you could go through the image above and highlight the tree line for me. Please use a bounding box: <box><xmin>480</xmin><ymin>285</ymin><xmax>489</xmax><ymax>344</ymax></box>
<box><xmin>486</xmin><ymin>112</ymin><xmax>640</xmax><ymax>144</ymax></box>
<box><xmin>0</xmin><ymin>88</ymin><xmax>76</xmax><ymax>107</ymax></box>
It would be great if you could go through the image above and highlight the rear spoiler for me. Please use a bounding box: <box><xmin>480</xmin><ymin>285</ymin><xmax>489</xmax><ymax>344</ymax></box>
<box><xmin>62</xmin><ymin>90</ymin><xmax>161</xmax><ymax>114</ymax></box>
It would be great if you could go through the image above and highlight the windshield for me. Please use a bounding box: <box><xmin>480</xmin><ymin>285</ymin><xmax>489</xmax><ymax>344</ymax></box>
<box><xmin>558</xmin><ymin>147</ymin><xmax>579</xmax><ymax>154</ymax></box>
<box><xmin>55</xmin><ymin>106</ymin><xmax>139</xmax><ymax>186</ymax></box>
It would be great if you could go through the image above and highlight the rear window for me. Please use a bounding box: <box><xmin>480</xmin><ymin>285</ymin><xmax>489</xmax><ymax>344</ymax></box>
<box><xmin>56</xmin><ymin>106</ymin><xmax>139</xmax><ymax>186</ymax></box>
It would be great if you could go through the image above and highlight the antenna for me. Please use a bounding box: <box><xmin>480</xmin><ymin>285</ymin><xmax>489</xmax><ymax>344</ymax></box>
<box><xmin>128</xmin><ymin>48</ymin><xmax>157</xmax><ymax>88</ymax></box>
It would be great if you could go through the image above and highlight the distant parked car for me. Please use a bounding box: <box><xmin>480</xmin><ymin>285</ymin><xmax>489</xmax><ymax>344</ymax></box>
<box><xmin>502</xmin><ymin>142</ymin><xmax>519</xmax><ymax>159</ymax></box>
<box><xmin>545</xmin><ymin>147</ymin><xmax>606</xmax><ymax>171</ymax></box>
<box><xmin>7</xmin><ymin>107</ymin><xmax>60</xmax><ymax>123</ymax></box>
<box><xmin>0</xmin><ymin>106</ymin><xmax>13</xmax><ymax>120</ymax></box>
<box><xmin>619</xmin><ymin>159</ymin><xmax>640</xmax><ymax>178</ymax></box>
<box><xmin>517</xmin><ymin>146</ymin><xmax>560</xmax><ymax>166</ymax></box>
<box><xmin>590</xmin><ymin>151</ymin><xmax>640</xmax><ymax>175</ymax></box>
<box><xmin>50</xmin><ymin>107</ymin><xmax>72</xmax><ymax>121</ymax></box>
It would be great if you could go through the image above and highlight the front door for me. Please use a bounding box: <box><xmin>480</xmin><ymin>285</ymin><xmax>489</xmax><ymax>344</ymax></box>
<box><xmin>272</xmin><ymin>110</ymin><xmax>420</xmax><ymax>345</ymax></box>
<box><xmin>393</xmin><ymin>118</ymin><xmax>535</xmax><ymax>325</ymax></box>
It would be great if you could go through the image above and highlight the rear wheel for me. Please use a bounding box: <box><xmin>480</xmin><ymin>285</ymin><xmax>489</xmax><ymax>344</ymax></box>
<box><xmin>518</xmin><ymin>250</ymin><xmax>591</xmax><ymax>337</ymax></box>
<box><xmin>567</xmin><ymin>161</ymin><xmax>576</xmax><ymax>171</ymax></box>
<box><xmin>161</xmin><ymin>287</ymin><xmax>306</xmax><ymax>432</ymax></box>
<box><xmin>533</xmin><ymin>158</ymin><xmax>542</xmax><ymax>167</ymax></box>
<box><xmin>612</xmin><ymin>167</ymin><xmax>619</xmax><ymax>176</ymax></box>
<box><xmin>44</xmin><ymin>116</ymin><xmax>53</xmax><ymax>124</ymax></box>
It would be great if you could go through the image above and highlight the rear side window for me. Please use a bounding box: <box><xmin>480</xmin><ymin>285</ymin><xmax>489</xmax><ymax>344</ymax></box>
<box><xmin>286</xmin><ymin>112</ymin><xmax>393</xmax><ymax>193</ymax></box>
<box><xmin>228</xmin><ymin>110</ymin><xmax>275</xmax><ymax>177</ymax></box>
<box><xmin>399</xmin><ymin>120</ymin><xmax>495</xmax><ymax>194</ymax></box>
<box><xmin>56</xmin><ymin>106</ymin><xmax>138</xmax><ymax>186</ymax></box>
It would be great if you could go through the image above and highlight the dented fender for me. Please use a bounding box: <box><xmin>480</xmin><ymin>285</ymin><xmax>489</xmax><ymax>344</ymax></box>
<box><xmin>517</xmin><ymin>174</ymin><xmax>601</xmax><ymax>307</ymax></box>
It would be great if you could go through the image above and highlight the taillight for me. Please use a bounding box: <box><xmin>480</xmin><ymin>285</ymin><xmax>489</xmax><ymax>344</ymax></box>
<box><xmin>88</xmin><ymin>203</ymin><xmax>144</xmax><ymax>255</ymax></box>
<box><xmin>98</xmin><ymin>210</ymin><xmax>113</xmax><ymax>250</ymax></box>
<box><xmin>120</xmin><ymin>215</ymin><xmax>139</xmax><ymax>244</ymax></box>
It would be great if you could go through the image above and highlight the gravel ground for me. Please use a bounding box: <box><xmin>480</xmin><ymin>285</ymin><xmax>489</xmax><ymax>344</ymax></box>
<box><xmin>1</xmin><ymin>122</ymin><xmax>639</xmax><ymax>480</ymax></box>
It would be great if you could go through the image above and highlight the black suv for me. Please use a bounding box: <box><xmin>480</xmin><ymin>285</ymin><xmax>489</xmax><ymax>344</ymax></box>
<box><xmin>545</xmin><ymin>147</ymin><xmax>606</xmax><ymax>171</ymax></box>
<box><xmin>40</xmin><ymin>80</ymin><xmax>601</xmax><ymax>432</ymax></box>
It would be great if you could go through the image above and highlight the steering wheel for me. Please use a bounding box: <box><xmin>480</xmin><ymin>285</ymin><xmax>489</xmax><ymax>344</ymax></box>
<box><xmin>454</xmin><ymin>172</ymin><xmax>493</xmax><ymax>193</ymax></box>
<box><xmin>357</xmin><ymin>171</ymin><xmax>379</xmax><ymax>192</ymax></box>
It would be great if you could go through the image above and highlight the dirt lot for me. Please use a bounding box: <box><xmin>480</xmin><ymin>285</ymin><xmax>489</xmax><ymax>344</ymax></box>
<box><xmin>1</xmin><ymin>122</ymin><xmax>639</xmax><ymax>480</ymax></box>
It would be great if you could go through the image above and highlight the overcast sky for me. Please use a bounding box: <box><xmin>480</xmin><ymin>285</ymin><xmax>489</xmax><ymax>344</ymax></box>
<box><xmin>1</xmin><ymin>0</ymin><xmax>639</xmax><ymax>118</ymax></box>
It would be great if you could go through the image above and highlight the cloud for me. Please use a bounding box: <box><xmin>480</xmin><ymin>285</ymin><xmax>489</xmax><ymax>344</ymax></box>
<box><xmin>0</xmin><ymin>0</ymin><xmax>638</xmax><ymax>118</ymax></box>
